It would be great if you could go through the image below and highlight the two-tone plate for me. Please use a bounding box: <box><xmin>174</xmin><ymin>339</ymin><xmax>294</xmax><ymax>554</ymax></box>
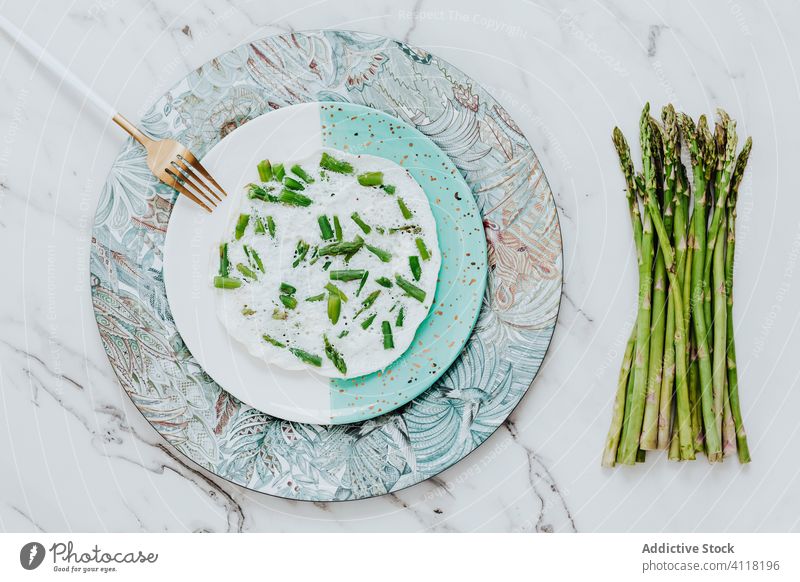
<box><xmin>163</xmin><ymin>102</ymin><xmax>487</xmax><ymax>424</ymax></box>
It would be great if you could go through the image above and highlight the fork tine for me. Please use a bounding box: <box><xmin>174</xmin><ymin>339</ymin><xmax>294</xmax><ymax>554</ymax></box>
<box><xmin>163</xmin><ymin>170</ymin><xmax>212</xmax><ymax>213</ymax></box>
<box><xmin>173</xmin><ymin>158</ymin><xmax>222</xmax><ymax>203</ymax></box>
<box><xmin>170</xmin><ymin>161</ymin><xmax>218</xmax><ymax>207</ymax></box>
<box><xmin>180</xmin><ymin>151</ymin><xmax>228</xmax><ymax>198</ymax></box>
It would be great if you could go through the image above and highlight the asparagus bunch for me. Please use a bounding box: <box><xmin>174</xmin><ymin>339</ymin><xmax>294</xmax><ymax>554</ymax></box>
<box><xmin>602</xmin><ymin>103</ymin><xmax>752</xmax><ymax>466</ymax></box>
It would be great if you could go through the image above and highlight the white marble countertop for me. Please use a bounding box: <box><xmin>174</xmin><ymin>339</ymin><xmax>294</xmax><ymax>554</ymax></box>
<box><xmin>1</xmin><ymin>0</ymin><xmax>799</xmax><ymax>532</ymax></box>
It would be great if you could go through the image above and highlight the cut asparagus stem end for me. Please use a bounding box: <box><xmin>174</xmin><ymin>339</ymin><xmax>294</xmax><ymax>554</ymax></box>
<box><xmin>234</xmin><ymin>214</ymin><xmax>250</xmax><ymax>239</ymax></box>
<box><xmin>219</xmin><ymin>243</ymin><xmax>229</xmax><ymax>276</ymax></box>
<box><xmin>333</xmin><ymin>215</ymin><xmax>343</xmax><ymax>241</ymax></box>
<box><xmin>361</xmin><ymin>313</ymin><xmax>376</xmax><ymax>329</ymax></box>
<box><xmin>236</xmin><ymin>263</ymin><xmax>257</xmax><ymax>281</ymax></box>
<box><xmin>280</xmin><ymin>282</ymin><xmax>297</xmax><ymax>295</ymax></box>
<box><xmin>375</xmin><ymin>276</ymin><xmax>393</xmax><ymax>288</ymax></box>
<box><xmin>327</xmin><ymin>292</ymin><xmax>341</xmax><ymax>324</ymax></box>
<box><xmin>395</xmin><ymin>275</ymin><xmax>426</xmax><ymax>302</ymax></box>
<box><xmin>318</xmin><ymin>215</ymin><xmax>334</xmax><ymax>240</ymax></box>
<box><xmin>273</xmin><ymin>163</ymin><xmax>285</xmax><ymax>181</ymax></box>
<box><xmin>329</xmin><ymin>269</ymin><xmax>366</xmax><ymax>282</ymax></box>
<box><xmin>350</xmin><ymin>212</ymin><xmax>372</xmax><ymax>234</ymax></box>
<box><xmin>213</xmin><ymin>276</ymin><xmax>241</xmax><ymax>289</ymax></box>
<box><xmin>415</xmin><ymin>237</ymin><xmax>431</xmax><ymax>260</ymax></box>
<box><xmin>257</xmin><ymin>159</ymin><xmax>273</xmax><ymax>182</ymax></box>
<box><xmin>266</xmin><ymin>216</ymin><xmax>276</xmax><ymax>237</ymax></box>
<box><xmin>279</xmin><ymin>189</ymin><xmax>313</xmax><ymax>207</ymax></box>
<box><xmin>397</xmin><ymin>197</ymin><xmax>413</xmax><ymax>219</ymax></box>
<box><xmin>291</xmin><ymin>164</ymin><xmax>315</xmax><ymax>184</ymax></box>
<box><xmin>357</xmin><ymin>171</ymin><xmax>384</xmax><ymax>187</ymax></box>
<box><xmin>323</xmin><ymin>335</ymin><xmax>347</xmax><ymax>374</ymax></box>
<box><xmin>409</xmin><ymin>256</ymin><xmax>422</xmax><ymax>281</ymax></box>
<box><xmin>382</xmin><ymin>321</ymin><xmax>394</xmax><ymax>349</ymax></box>
<box><xmin>279</xmin><ymin>294</ymin><xmax>297</xmax><ymax>309</ymax></box>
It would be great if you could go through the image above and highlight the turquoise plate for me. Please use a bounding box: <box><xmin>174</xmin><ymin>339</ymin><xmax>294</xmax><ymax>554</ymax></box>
<box><xmin>91</xmin><ymin>31</ymin><xmax>563</xmax><ymax>500</ymax></box>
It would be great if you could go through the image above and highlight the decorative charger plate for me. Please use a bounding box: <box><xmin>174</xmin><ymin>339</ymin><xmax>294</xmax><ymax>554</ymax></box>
<box><xmin>91</xmin><ymin>31</ymin><xmax>562</xmax><ymax>501</ymax></box>
<box><xmin>163</xmin><ymin>101</ymin><xmax>488</xmax><ymax>425</ymax></box>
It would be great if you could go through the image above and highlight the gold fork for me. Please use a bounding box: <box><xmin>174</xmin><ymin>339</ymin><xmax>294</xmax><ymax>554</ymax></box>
<box><xmin>0</xmin><ymin>14</ymin><xmax>226</xmax><ymax>212</ymax></box>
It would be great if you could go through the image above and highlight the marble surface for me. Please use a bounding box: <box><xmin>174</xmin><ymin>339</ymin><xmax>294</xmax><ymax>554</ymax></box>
<box><xmin>1</xmin><ymin>0</ymin><xmax>799</xmax><ymax>532</ymax></box>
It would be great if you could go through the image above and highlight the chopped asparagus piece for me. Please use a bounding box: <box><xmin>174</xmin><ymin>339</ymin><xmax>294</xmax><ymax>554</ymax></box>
<box><xmin>245</xmin><ymin>246</ymin><xmax>264</xmax><ymax>272</ymax></box>
<box><xmin>318</xmin><ymin>215</ymin><xmax>334</xmax><ymax>240</ymax></box>
<box><xmin>361</xmin><ymin>313</ymin><xmax>376</xmax><ymax>330</ymax></box>
<box><xmin>356</xmin><ymin>270</ymin><xmax>369</xmax><ymax>296</ymax></box>
<box><xmin>236</xmin><ymin>263</ymin><xmax>257</xmax><ymax>281</ymax></box>
<box><xmin>375</xmin><ymin>276</ymin><xmax>393</xmax><ymax>288</ymax></box>
<box><xmin>254</xmin><ymin>217</ymin><xmax>266</xmax><ymax>235</ymax></box>
<box><xmin>323</xmin><ymin>335</ymin><xmax>347</xmax><ymax>374</ymax></box>
<box><xmin>273</xmin><ymin>163</ymin><xmax>285</xmax><ymax>181</ymax></box>
<box><xmin>219</xmin><ymin>243</ymin><xmax>229</xmax><ymax>276</ymax></box>
<box><xmin>323</xmin><ymin>261</ymin><xmax>332</xmax><ymax>271</ymax></box>
<box><xmin>266</xmin><ymin>216</ymin><xmax>276</xmax><ymax>237</ymax></box>
<box><xmin>355</xmin><ymin>289</ymin><xmax>381</xmax><ymax>318</ymax></box>
<box><xmin>280</xmin><ymin>282</ymin><xmax>296</xmax><ymax>295</ymax></box>
<box><xmin>279</xmin><ymin>188</ymin><xmax>313</xmax><ymax>207</ymax></box>
<box><xmin>279</xmin><ymin>294</ymin><xmax>297</xmax><ymax>309</ymax></box>
<box><xmin>409</xmin><ymin>255</ymin><xmax>421</xmax><ymax>281</ymax></box>
<box><xmin>357</xmin><ymin>171</ymin><xmax>383</xmax><ymax>187</ymax></box>
<box><xmin>213</xmin><ymin>276</ymin><xmax>241</xmax><ymax>289</ymax></box>
<box><xmin>305</xmin><ymin>293</ymin><xmax>326</xmax><ymax>302</ymax></box>
<box><xmin>319</xmin><ymin>238</ymin><xmax>364</xmax><ymax>257</ymax></box>
<box><xmin>350</xmin><ymin>212</ymin><xmax>372</xmax><ymax>234</ymax></box>
<box><xmin>319</xmin><ymin>151</ymin><xmax>354</xmax><ymax>174</ymax></box>
<box><xmin>283</xmin><ymin>176</ymin><xmax>305</xmax><ymax>191</ymax></box>
<box><xmin>289</xmin><ymin>348</ymin><xmax>322</xmax><ymax>367</ymax></box>
<box><xmin>365</xmin><ymin>243</ymin><xmax>391</xmax><ymax>262</ymax></box>
<box><xmin>272</xmin><ymin>308</ymin><xmax>288</xmax><ymax>320</ymax></box>
<box><xmin>324</xmin><ymin>282</ymin><xmax>348</xmax><ymax>302</ymax></box>
<box><xmin>241</xmin><ymin>306</ymin><xmax>256</xmax><ymax>316</ymax></box>
<box><xmin>397</xmin><ymin>197</ymin><xmax>413</xmax><ymax>219</ymax></box>
<box><xmin>257</xmin><ymin>159</ymin><xmax>273</xmax><ymax>182</ymax></box>
<box><xmin>382</xmin><ymin>184</ymin><xmax>396</xmax><ymax>195</ymax></box>
<box><xmin>382</xmin><ymin>321</ymin><xmax>394</xmax><ymax>349</ymax></box>
<box><xmin>333</xmin><ymin>215</ymin><xmax>343</xmax><ymax>241</ymax></box>
<box><xmin>329</xmin><ymin>269</ymin><xmax>366</xmax><ymax>282</ymax></box>
<box><xmin>396</xmin><ymin>275</ymin><xmax>426</xmax><ymax>302</ymax></box>
<box><xmin>337</xmin><ymin>330</ymin><xmax>349</xmax><ymax>339</ymax></box>
<box><xmin>396</xmin><ymin>307</ymin><xmax>405</xmax><ymax>327</ymax></box>
<box><xmin>262</xmin><ymin>334</ymin><xmax>285</xmax><ymax>348</ymax></box>
<box><xmin>415</xmin><ymin>237</ymin><xmax>431</xmax><ymax>260</ymax></box>
<box><xmin>292</xmin><ymin>241</ymin><xmax>310</xmax><ymax>267</ymax></box>
<box><xmin>235</xmin><ymin>214</ymin><xmax>250</xmax><ymax>240</ymax></box>
<box><xmin>291</xmin><ymin>164</ymin><xmax>315</xmax><ymax>184</ymax></box>
<box><xmin>389</xmin><ymin>225</ymin><xmax>421</xmax><ymax>234</ymax></box>
<box><xmin>247</xmin><ymin>184</ymin><xmax>278</xmax><ymax>202</ymax></box>
<box><xmin>327</xmin><ymin>292</ymin><xmax>341</xmax><ymax>324</ymax></box>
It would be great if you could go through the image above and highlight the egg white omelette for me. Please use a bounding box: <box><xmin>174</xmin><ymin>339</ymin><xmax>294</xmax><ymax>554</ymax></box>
<box><xmin>211</xmin><ymin>148</ymin><xmax>441</xmax><ymax>379</ymax></box>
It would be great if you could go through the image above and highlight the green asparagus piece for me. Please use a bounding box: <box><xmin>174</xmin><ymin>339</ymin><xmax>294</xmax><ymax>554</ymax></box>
<box><xmin>357</xmin><ymin>171</ymin><xmax>383</xmax><ymax>187</ymax></box>
<box><xmin>241</xmin><ymin>306</ymin><xmax>256</xmax><ymax>316</ymax></box>
<box><xmin>257</xmin><ymin>159</ymin><xmax>273</xmax><ymax>182</ymax></box>
<box><xmin>323</xmin><ymin>335</ymin><xmax>347</xmax><ymax>374</ymax></box>
<box><xmin>365</xmin><ymin>243</ymin><xmax>391</xmax><ymax>262</ymax></box>
<box><xmin>355</xmin><ymin>290</ymin><xmax>381</xmax><ymax>318</ymax></box>
<box><xmin>279</xmin><ymin>188</ymin><xmax>313</xmax><ymax>207</ymax></box>
<box><xmin>219</xmin><ymin>243</ymin><xmax>229</xmax><ymax>276</ymax></box>
<box><xmin>272</xmin><ymin>308</ymin><xmax>288</xmax><ymax>320</ymax></box>
<box><xmin>361</xmin><ymin>313</ymin><xmax>376</xmax><ymax>330</ymax></box>
<box><xmin>396</xmin><ymin>306</ymin><xmax>405</xmax><ymax>328</ymax></box>
<box><xmin>318</xmin><ymin>215</ymin><xmax>334</xmax><ymax>240</ymax></box>
<box><xmin>382</xmin><ymin>184</ymin><xmax>396</xmax><ymax>195</ymax></box>
<box><xmin>324</xmin><ymin>282</ymin><xmax>348</xmax><ymax>302</ymax></box>
<box><xmin>329</xmin><ymin>269</ymin><xmax>366</xmax><ymax>282</ymax></box>
<box><xmin>333</xmin><ymin>215</ymin><xmax>343</xmax><ymax>241</ymax></box>
<box><xmin>397</xmin><ymin>197</ymin><xmax>413</xmax><ymax>219</ymax></box>
<box><xmin>266</xmin><ymin>216</ymin><xmax>276</xmax><ymax>238</ymax></box>
<box><xmin>305</xmin><ymin>293</ymin><xmax>326</xmax><ymax>302</ymax></box>
<box><xmin>291</xmin><ymin>164</ymin><xmax>315</xmax><ymax>184</ymax></box>
<box><xmin>351</xmin><ymin>212</ymin><xmax>372</xmax><ymax>234</ymax></box>
<box><xmin>235</xmin><ymin>214</ymin><xmax>250</xmax><ymax>240</ymax></box>
<box><xmin>601</xmin><ymin>326</ymin><xmax>636</xmax><ymax>468</ymax></box>
<box><xmin>319</xmin><ymin>238</ymin><xmax>364</xmax><ymax>257</ymax></box>
<box><xmin>289</xmin><ymin>348</ymin><xmax>322</xmax><ymax>367</ymax></box>
<box><xmin>415</xmin><ymin>237</ymin><xmax>431</xmax><ymax>261</ymax></box>
<box><xmin>234</xmin><ymin>263</ymin><xmax>256</xmax><ymax>281</ymax></box>
<box><xmin>292</xmin><ymin>240</ymin><xmax>310</xmax><ymax>267</ymax></box>
<box><xmin>356</xmin><ymin>270</ymin><xmax>369</xmax><ymax>296</ymax></box>
<box><xmin>280</xmin><ymin>282</ymin><xmax>296</xmax><ymax>295</ymax></box>
<box><xmin>283</xmin><ymin>176</ymin><xmax>305</xmax><ymax>191</ymax></box>
<box><xmin>409</xmin><ymin>256</ymin><xmax>422</xmax><ymax>281</ymax></box>
<box><xmin>375</xmin><ymin>276</ymin><xmax>393</xmax><ymax>288</ymax></box>
<box><xmin>213</xmin><ymin>276</ymin><xmax>241</xmax><ymax>289</ymax></box>
<box><xmin>381</xmin><ymin>321</ymin><xmax>394</xmax><ymax>349</ymax></box>
<box><xmin>273</xmin><ymin>163</ymin><xmax>285</xmax><ymax>181</ymax></box>
<box><xmin>319</xmin><ymin>152</ymin><xmax>353</xmax><ymax>174</ymax></box>
<box><xmin>262</xmin><ymin>334</ymin><xmax>285</xmax><ymax>348</ymax></box>
<box><xmin>254</xmin><ymin>217</ymin><xmax>266</xmax><ymax>235</ymax></box>
<box><xmin>279</xmin><ymin>294</ymin><xmax>297</xmax><ymax>309</ymax></box>
<box><xmin>389</xmin><ymin>225</ymin><xmax>421</xmax><ymax>234</ymax></box>
<box><xmin>247</xmin><ymin>184</ymin><xmax>278</xmax><ymax>203</ymax></box>
<box><xmin>244</xmin><ymin>246</ymin><xmax>264</xmax><ymax>272</ymax></box>
<box><xmin>396</xmin><ymin>275</ymin><xmax>426</xmax><ymax>303</ymax></box>
<box><xmin>327</xmin><ymin>292</ymin><xmax>341</xmax><ymax>324</ymax></box>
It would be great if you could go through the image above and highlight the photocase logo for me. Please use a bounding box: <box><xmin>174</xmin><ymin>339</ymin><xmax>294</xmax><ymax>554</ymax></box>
<box><xmin>20</xmin><ymin>542</ymin><xmax>46</xmax><ymax>570</ymax></box>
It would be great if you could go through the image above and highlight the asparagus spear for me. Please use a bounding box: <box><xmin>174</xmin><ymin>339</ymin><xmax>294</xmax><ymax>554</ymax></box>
<box><xmin>602</xmin><ymin>326</ymin><xmax>637</xmax><ymax>468</ymax></box>
<box><xmin>283</xmin><ymin>176</ymin><xmax>305</xmax><ymax>191</ymax></box>
<box><xmin>236</xmin><ymin>263</ymin><xmax>257</xmax><ymax>281</ymax></box>
<box><xmin>365</xmin><ymin>243</ymin><xmax>391</xmax><ymax>262</ymax></box>
<box><xmin>262</xmin><ymin>334</ymin><xmax>285</xmax><ymax>348</ymax></box>
<box><xmin>356</xmin><ymin>271</ymin><xmax>369</xmax><ymax>296</ymax></box>
<box><xmin>354</xmin><ymin>290</ymin><xmax>381</xmax><ymax>318</ymax></box>
<box><xmin>360</xmin><ymin>313</ymin><xmax>376</xmax><ymax>330</ymax></box>
<box><xmin>318</xmin><ymin>238</ymin><xmax>364</xmax><ymax>257</ymax></box>
<box><xmin>219</xmin><ymin>243</ymin><xmax>229</xmax><ymax>276</ymax></box>
<box><xmin>397</xmin><ymin>197</ymin><xmax>413</xmax><ymax>219</ymax></box>
<box><xmin>396</xmin><ymin>306</ymin><xmax>405</xmax><ymax>327</ymax></box>
<box><xmin>273</xmin><ymin>163</ymin><xmax>285</xmax><ymax>181</ymax></box>
<box><xmin>266</xmin><ymin>216</ymin><xmax>276</xmax><ymax>238</ymax></box>
<box><xmin>333</xmin><ymin>215</ymin><xmax>343</xmax><ymax>241</ymax></box>
<box><xmin>280</xmin><ymin>282</ymin><xmax>296</xmax><ymax>295</ymax></box>
<box><xmin>305</xmin><ymin>293</ymin><xmax>325</xmax><ymax>302</ymax></box>
<box><xmin>415</xmin><ymin>237</ymin><xmax>431</xmax><ymax>261</ymax></box>
<box><xmin>248</xmin><ymin>184</ymin><xmax>278</xmax><ymax>203</ymax></box>
<box><xmin>254</xmin><ymin>217</ymin><xmax>266</xmax><ymax>235</ymax></box>
<box><xmin>409</xmin><ymin>256</ymin><xmax>422</xmax><ymax>281</ymax></box>
<box><xmin>279</xmin><ymin>295</ymin><xmax>297</xmax><ymax>309</ymax></box>
<box><xmin>679</xmin><ymin>111</ymin><xmax>723</xmax><ymax>462</ymax></box>
<box><xmin>725</xmin><ymin>138</ymin><xmax>752</xmax><ymax>463</ymax></box>
<box><xmin>396</xmin><ymin>275</ymin><xmax>426</xmax><ymax>303</ymax></box>
<box><xmin>278</xmin><ymin>189</ymin><xmax>313</xmax><ymax>207</ymax></box>
<box><xmin>382</xmin><ymin>184</ymin><xmax>396</xmax><ymax>194</ymax></box>
<box><xmin>327</xmin><ymin>293</ymin><xmax>341</xmax><ymax>324</ymax></box>
<box><xmin>375</xmin><ymin>276</ymin><xmax>393</xmax><ymax>288</ymax></box>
